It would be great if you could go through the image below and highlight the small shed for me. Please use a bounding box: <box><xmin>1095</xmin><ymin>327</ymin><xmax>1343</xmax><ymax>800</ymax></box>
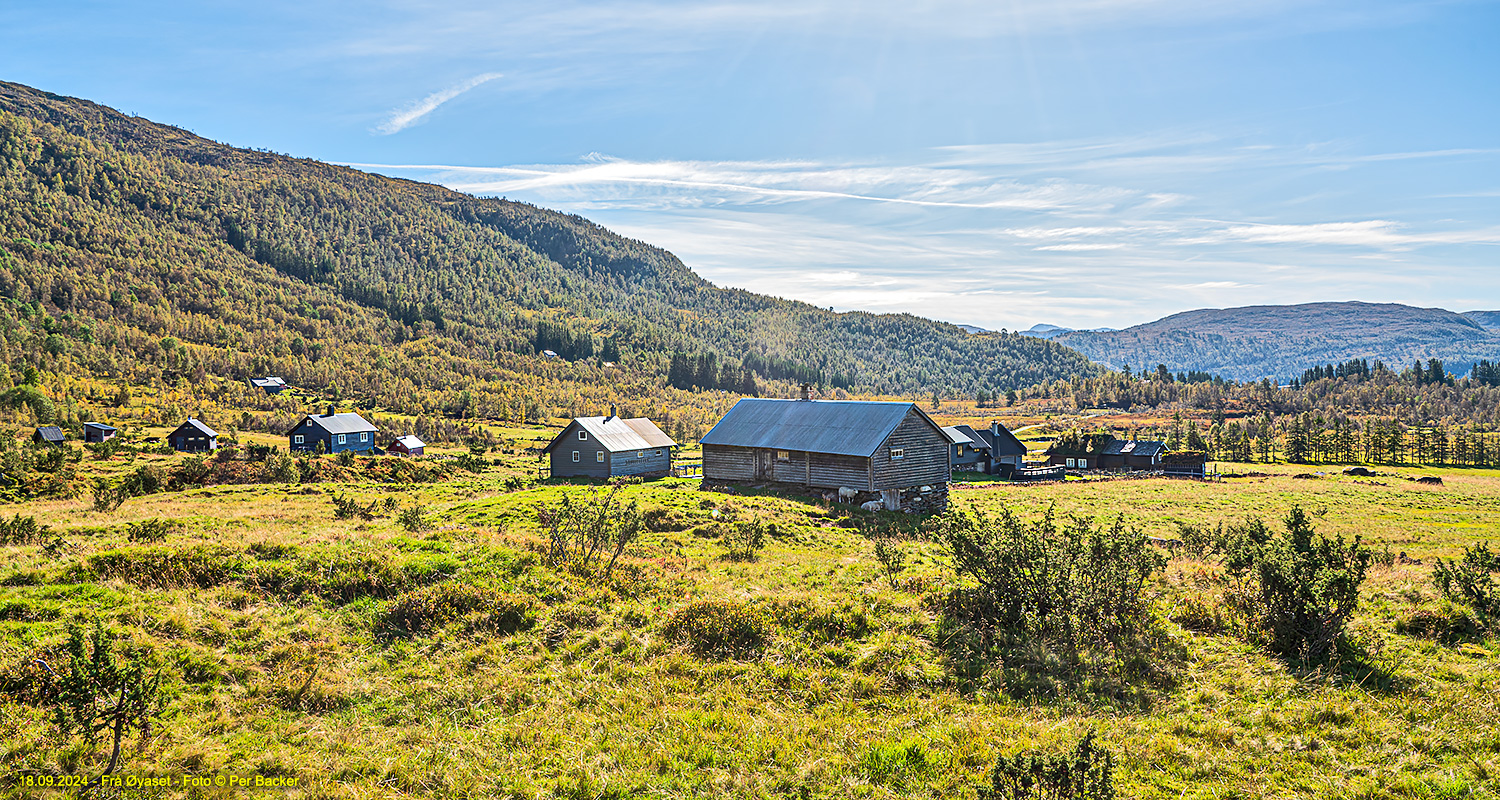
<box><xmin>250</xmin><ymin>377</ymin><xmax>289</xmax><ymax>395</ymax></box>
<box><xmin>83</xmin><ymin>422</ymin><xmax>118</xmax><ymax>444</ymax></box>
<box><xmin>700</xmin><ymin>397</ymin><xmax>950</xmax><ymax>512</ymax></box>
<box><xmin>1161</xmin><ymin>451</ymin><xmax>1207</xmax><ymax>478</ymax></box>
<box><xmin>543</xmin><ymin>412</ymin><xmax>676</xmax><ymax>479</ymax></box>
<box><xmin>168</xmin><ymin>418</ymin><xmax>218</xmax><ymax>452</ymax></box>
<box><xmin>286</xmin><ymin>408</ymin><xmax>378</xmax><ymax>454</ymax></box>
<box><xmin>32</xmin><ymin>426</ymin><xmax>65</xmax><ymax>445</ymax></box>
<box><xmin>387</xmin><ymin>435</ymin><xmax>426</xmax><ymax>457</ymax></box>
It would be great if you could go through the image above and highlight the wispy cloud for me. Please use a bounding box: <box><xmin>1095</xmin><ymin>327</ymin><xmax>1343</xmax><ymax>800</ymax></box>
<box><xmin>375</xmin><ymin>72</ymin><xmax>503</xmax><ymax>135</ymax></box>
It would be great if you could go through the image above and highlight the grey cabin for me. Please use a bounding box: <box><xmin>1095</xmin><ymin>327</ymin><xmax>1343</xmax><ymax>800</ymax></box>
<box><xmin>286</xmin><ymin>408</ymin><xmax>378</xmax><ymax>454</ymax></box>
<box><xmin>700</xmin><ymin>397</ymin><xmax>950</xmax><ymax>512</ymax></box>
<box><xmin>83</xmin><ymin>422</ymin><xmax>118</xmax><ymax>444</ymax></box>
<box><xmin>250</xmin><ymin>377</ymin><xmax>289</xmax><ymax>395</ymax></box>
<box><xmin>168</xmin><ymin>418</ymin><xmax>218</xmax><ymax>452</ymax></box>
<box><xmin>543</xmin><ymin>412</ymin><xmax>676</xmax><ymax>479</ymax></box>
<box><xmin>944</xmin><ymin>422</ymin><xmax>1027</xmax><ymax>476</ymax></box>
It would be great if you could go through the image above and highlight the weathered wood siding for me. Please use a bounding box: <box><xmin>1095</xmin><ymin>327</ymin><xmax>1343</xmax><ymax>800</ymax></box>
<box><xmin>550</xmin><ymin>421</ymin><xmax>611</xmax><ymax>478</ymax></box>
<box><xmin>872</xmin><ymin>409</ymin><xmax>949</xmax><ymax>489</ymax></box>
<box><xmin>611</xmin><ymin>446</ymin><xmax>672</xmax><ymax>478</ymax></box>
<box><xmin>808</xmin><ymin>452</ymin><xmax>871</xmax><ymax>490</ymax></box>
<box><xmin>703</xmin><ymin>444</ymin><xmax>756</xmax><ymax>482</ymax></box>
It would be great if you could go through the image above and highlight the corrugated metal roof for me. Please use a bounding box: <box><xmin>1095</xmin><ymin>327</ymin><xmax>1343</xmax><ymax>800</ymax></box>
<box><xmin>250</xmin><ymin>377</ymin><xmax>287</xmax><ymax>388</ymax></box>
<box><xmin>700</xmin><ymin>399</ymin><xmax>932</xmax><ymax>457</ymax></box>
<box><xmin>35</xmin><ymin>426</ymin><xmax>65</xmax><ymax>442</ymax></box>
<box><xmin>393</xmin><ymin>435</ymin><xmax>425</xmax><ymax>449</ymax></box>
<box><xmin>544</xmin><ymin>416</ymin><xmax>676</xmax><ymax>454</ymax></box>
<box><xmin>301</xmin><ymin>412</ymin><xmax>376</xmax><ymax>435</ymax></box>
<box><xmin>177</xmin><ymin>418</ymin><xmax>218</xmax><ymax>437</ymax></box>
<box><xmin>942</xmin><ymin>426</ymin><xmax>974</xmax><ymax>445</ymax></box>
<box><xmin>83</xmin><ymin>422</ymin><xmax>117</xmax><ymax>431</ymax></box>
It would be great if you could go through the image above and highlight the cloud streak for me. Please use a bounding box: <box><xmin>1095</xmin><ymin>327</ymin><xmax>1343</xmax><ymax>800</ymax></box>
<box><xmin>375</xmin><ymin>72</ymin><xmax>503</xmax><ymax>135</ymax></box>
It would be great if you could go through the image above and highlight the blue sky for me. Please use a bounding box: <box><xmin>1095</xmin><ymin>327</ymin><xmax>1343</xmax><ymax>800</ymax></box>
<box><xmin>3</xmin><ymin>0</ymin><xmax>1497</xmax><ymax>330</ymax></box>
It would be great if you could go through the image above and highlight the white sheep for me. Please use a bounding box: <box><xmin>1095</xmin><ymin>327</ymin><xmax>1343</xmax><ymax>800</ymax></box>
<box><xmin>838</xmin><ymin>487</ymin><xmax>858</xmax><ymax>502</ymax></box>
<box><xmin>860</xmin><ymin>500</ymin><xmax>883</xmax><ymax>512</ymax></box>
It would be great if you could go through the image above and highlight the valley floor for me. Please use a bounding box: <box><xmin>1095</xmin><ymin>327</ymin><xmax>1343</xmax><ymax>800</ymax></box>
<box><xmin>2</xmin><ymin>434</ymin><xmax>1497</xmax><ymax>799</ymax></box>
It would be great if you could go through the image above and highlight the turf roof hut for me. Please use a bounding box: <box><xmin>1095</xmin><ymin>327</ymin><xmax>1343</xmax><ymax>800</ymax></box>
<box><xmin>700</xmin><ymin>395</ymin><xmax>950</xmax><ymax>512</ymax></box>
<box><xmin>543</xmin><ymin>410</ymin><xmax>677</xmax><ymax>479</ymax></box>
<box><xmin>168</xmin><ymin>418</ymin><xmax>218</xmax><ymax>452</ymax></box>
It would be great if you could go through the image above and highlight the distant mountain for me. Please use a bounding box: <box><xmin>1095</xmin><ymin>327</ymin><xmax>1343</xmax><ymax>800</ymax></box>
<box><xmin>955</xmin><ymin>323</ymin><xmax>992</xmax><ymax>334</ymax></box>
<box><xmin>0</xmin><ymin>79</ymin><xmax>1101</xmax><ymax>422</ymax></box>
<box><xmin>1465</xmin><ymin>311</ymin><xmax>1500</xmax><ymax>331</ymax></box>
<box><xmin>1020</xmin><ymin>323</ymin><xmax>1116</xmax><ymax>340</ymax></box>
<box><xmin>1053</xmin><ymin>302</ymin><xmax>1500</xmax><ymax>381</ymax></box>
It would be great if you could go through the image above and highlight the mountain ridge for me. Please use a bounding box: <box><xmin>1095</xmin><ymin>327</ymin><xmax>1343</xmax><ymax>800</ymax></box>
<box><xmin>1052</xmin><ymin>301</ymin><xmax>1500</xmax><ymax>380</ymax></box>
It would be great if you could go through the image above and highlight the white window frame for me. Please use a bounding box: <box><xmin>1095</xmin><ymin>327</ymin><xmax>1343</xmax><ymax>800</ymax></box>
<box><xmin>776</xmin><ymin>450</ymin><xmax>790</xmax><ymax>462</ymax></box>
<box><xmin>293</xmin><ymin>434</ymin><xmax>304</xmax><ymax>444</ymax></box>
<box><xmin>337</xmin><ymin>434</ymin><xmax>346</xmax><ymax>445</ymax></box>
<box><xmin>596</xmin><ymin>451</ymin><xmax>605</xmax><ymax>463</ymax></box>
<box><xmin>890</xmin><ymin>448</ymin><xmax>905</xmax><ymax>460</ymax></box>
<box><xmin>1066</xmin><ymin>458</ymin><xmax>1076</xmax><ymax>468</ymax></box>
<box><xmin>360</xmin><ymin>432</ymin><xmax>369</xmax><ymax>442</ymax></box>
<box><xmin>637</xmin><ymin>450</ymin><xmax>645</xmax><ymax>459</ymax></box>
<box><xmin>572</xmin><ymin>451</ymin><xmax>580</xmax><ymax>463</ymax></box>
<box><xmin>578</xmin><ymin>430</ymin><xmax>588</xmax><ymax>440</ymax></box>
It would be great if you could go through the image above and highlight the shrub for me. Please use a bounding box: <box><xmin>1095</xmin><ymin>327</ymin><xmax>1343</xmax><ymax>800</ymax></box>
<box><xmin>49</xmin><ymin>622</ymin><xmax>165</xmax><ymax>791</ymax></box>
<box><xmin>0</xmin><ymin>513</ymin><xmax>51</xmax><ymax>545</ymax></box>
<box><xmin>385</xmin><ymin>583</ymin><xmax>535</xmax><ymax>635</ymax></box>
<box><xmin>331</xmin><ymin>493</ymin><xmax>386</xmax><ymax>521</ymax></box>
<box><xmin>930</xmin><ymin>506</ymin><xmax>1170</xmax><ymax>698</ymax></box>
<box><xmin>1222</xmin><ymin>507</ymin><xmax>1371</xmax><ymax>662</ymax></box>
<box><xmin>87</xmin><ymin>545</ymin><xmax>244</xmax><ymax>589</ymax></box>
<box><xmin>537</xmin><ymin>486</ymin><xmax>643</xmax><ymax>579</ymax></box>
<box><xmin>1433</xmin><ymin>542</ymin><xmax>1499</xmax><ymax>617</ymax></box>
<box><xmin>663</xmin><ymin>599</ymin><xmax>769</xmax><ymax>659</ymax></box>
<box><xmin>873</xmin><ymin>535</ymin><xmax>907</xmax><ymax>589</ymax></box>
<box><xmin>173</xmin><ymin>455</ymin><xmax>211</xmax><ymax>488</ymax></box>
<box><xmin>641</xmin><ymin>505</ymin><xmax>689</xmax><ymax>532</ymax></box>
<box><xmin>126</xmin><ymin>518</ymin><xmax>181</xmax><ymax>543</ymax></box>
<box><xmin>397</xmin><ymin>506</ymin><xmax>432</xmax><ymax>533</ymax></box>
<box><xmin>723</xmin><ymin>520</ymin><xmax>768</xmax><ymax>561</ymax></box>
<box><xmin>336</xmin><ymin>448</ymin><xmax>356</xmax><ymax>467</ymax></box>
<box><xmin>762</xmin><ymin>597</ymin><xmax>871</xmax><ymax>644</ymax></box>
<box><xmin>978</xmin><ymin>730</ymin><xmax>1115</xmax><ymax>800</ymax></box>
<box><xmin>261</xmin><ymin>452</ymin><xmax>296</xmax><ymax>483</ymax></box>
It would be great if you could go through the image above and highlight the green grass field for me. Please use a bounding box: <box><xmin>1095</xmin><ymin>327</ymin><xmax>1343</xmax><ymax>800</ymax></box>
<box><xmin>2</xmin><ymin>433</ymin><xmax>1497</xmax><ymax>799</ymax></box>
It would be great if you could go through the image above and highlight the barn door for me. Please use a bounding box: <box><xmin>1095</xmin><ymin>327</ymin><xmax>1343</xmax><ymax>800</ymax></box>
<box><xmin>755</xmin><ymin>449</ymin><xmax>774</xmax><ymax>480</ymax></box>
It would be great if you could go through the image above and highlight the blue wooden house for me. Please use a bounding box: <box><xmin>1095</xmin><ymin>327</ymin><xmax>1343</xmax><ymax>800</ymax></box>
<box><xmin>543</xmin><ymin>410</ymin><xmax>675</xmax><ymax>479</ymax></box>
<box><xmin>286</xmin><ymin>407</ymin><xmax>378</xmax><ymax>454</ymax></box>
<box><xmin>168</xmin><ymin>418</ymin><xmax>218</xmax><ymax>452</ymax></box>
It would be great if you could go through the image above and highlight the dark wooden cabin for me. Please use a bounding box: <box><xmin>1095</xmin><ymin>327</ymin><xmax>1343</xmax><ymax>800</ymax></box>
<box><xmin>250</xmin><ymin>377</ymin><xmax>289</xmax><ymax>395</ymax></box>
<box><xmin>168</xmin><ymin>418</ymin><xmax>218</xmax><ymax>452</ymax></box>
<box><xmin>542</xmin><ymin>412</ymin><xmax>676</xmax><ymax>479</ymax></box>
<box><xmin>287</xmin><ymin>408</ymin><xmax>378</xmax><ymax>454</ymax></box>
<box><xmin>1098</xmin><ymin>439</ymin><xmax>1166</xmax><ymax>471</ymax></box>
<box><xmin>948</xmin><ymin>422</ymin><xmax>1028</xmax><ymax>476</ymax></box>
<box><xmin>944</xmin><ymin>426</ymin><xmax>986</xmax><ymax>472</ymax></box>
<box><xmin>700</xmin><ymin>397</ymin><xmax>950</xmax><ymax>512</ymax></box>
<box><xmin>32</xmin><ymin>426</ymin><xmax>65</xmax><ymax>445</ymax></box>
<box><xmin>83</xmin><ymin>422</ymin><xmax>117</xmax><ymax>444</ymax></box>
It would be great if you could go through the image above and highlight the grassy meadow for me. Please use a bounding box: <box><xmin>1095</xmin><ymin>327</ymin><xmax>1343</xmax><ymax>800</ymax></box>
<box><xmin>2</xmin><ymin>423</ymin><xmax>1498</xmax><ymax>799</ymax></box>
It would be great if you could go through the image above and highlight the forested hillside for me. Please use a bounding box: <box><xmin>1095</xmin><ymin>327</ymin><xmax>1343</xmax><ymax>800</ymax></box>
<box><xmin>0</xmin><ymin>80</ymin><xmax>1098</xmax><ymax>430</ymax></box>
<box><xmin>1054</xmin><ymin>302</ymin><xmax>1500</xmax><ymax>381</ymax></box>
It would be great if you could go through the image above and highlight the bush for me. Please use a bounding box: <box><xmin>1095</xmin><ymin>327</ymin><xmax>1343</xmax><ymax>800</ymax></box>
<box><xmin>261</xmin><ymin>452</ymin><xmax>296</xmax><ymax>483</ymax></box>
<box><xmin>88</xmin><ymin>545</ymin><xmax>245</xmax><ymax>589</ymax></box>
<box><xmin>978</xmin><ymin>730</ymin><xmax>1115</xmax><ymax>800</ymax></box>
<box><xmin>663</xmin><ymin>599</ymin><xmax>769</xmax><ymax>658</ymax></box>
<box><xmin>397</xmin><ymin>506</ymin><xmax>432</xmax><ymax>533</ymax></box>
<box><xmin>641</xmin><ymin>505</ymin><xmax>690</xmax><ymax>533</ymax></box>
<box><xmin>723</xmin><ymin>520</ymin><xmax>768</xmax><ymax>561</ymax></box>
<box><xmin>0</xmin><ymin>514</ymin><xmax>51</xmax><ymax>545</ymax></box>
<box><xmin>762</xmin><ymin>597</ymin><xmax>871</xmax><ymax>644</ymax></box>
<box><xmin>537</xmin><ymin>486</ymin><xmax>643</xmax><ymax>579</ymax></box>
<box><xmin>331</xmin><ymin>493</ymin><xmax>388</xmax><ymax>521</ymax></box>
<box><xmin>930</xmin><ymin>506</ymin><xmax>1170</xmax><ymax>698</ymax></box>
<box><xmin>1222</xmin><ymin>507</ymin><xmax>1371</xmax><ymax>663</ymax></box>
<box><xmin>126</xmin><ymin>518</ymin><xmax>181</xmax><ymax>543</ymax></box>
<box><xmin>336</xmin><ymin>448</ymin><xmax>356</xmax><ymax>467</ymax></box>
<box><xmin>1433</xmin><ymin>542</ymin><xmax>1499</xmax><ymax>617</ymax></box>
<box><xmin>385</xmin><ymin>583</ymin><xmax>535</xmax><ymax>635</ymax></box>
<box><xmin>173</xmin><ymin>455</ymin><xmax>211</xmax><ymax>488</ymax></box>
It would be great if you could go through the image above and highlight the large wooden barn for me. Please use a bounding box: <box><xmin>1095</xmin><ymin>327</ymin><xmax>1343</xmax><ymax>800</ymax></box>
<box><xmin>543</xmin><ymin>412</ymin><xmax>676</xmax><ymax>479</ymax></box>
<box><xmin>700</xmin><ymin>397</ymin><xmax>950</xmax><ymax>512</ymax></box>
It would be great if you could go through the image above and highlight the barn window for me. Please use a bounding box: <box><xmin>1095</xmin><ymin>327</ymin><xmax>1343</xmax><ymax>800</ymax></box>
<box><xmin>890</xmin><ymin>448</ymin><xmax>905</xmax><ymax>459</ymax></box>
<box><xmin>360</xmin><ymin>432</ymin><xmax>369</xmax><ymax>442</ymax></box>
<box><xmin>337</xmin><ymin>434</ymin><xmax>346</xmax><ymax>445</ymax></box>
<box><xmin>293</xmin><ymin>434</ymin><xmax>304</xmax><ymax>444</ymax></box>
<box><xmin>578</xmin><ymin>431</ymin><xmax>588</xmax><ymax>440</ymax></box>
<box><xmin>572</xmin><ymin>451</ymin><xmax>580</xmax><ymax>462</ymax></box>
<box><xmin>776</xmin><ymin>450</ymin><xmax>790</xmax><ymax>461</ymax></box>
<box><xmin>637</xmin><ymin>450</ymin><xmax>645</xmax><ymax>459</ymax></box>
<box><xmin>596</xmin><ymin>451</ymin><xmax>605</xmax><ymax>463</ymax></box>
<box><xmin>1066</xmin><ymin>458</ymin><xmax>1077</xmax><ymax>468</ymax></box>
